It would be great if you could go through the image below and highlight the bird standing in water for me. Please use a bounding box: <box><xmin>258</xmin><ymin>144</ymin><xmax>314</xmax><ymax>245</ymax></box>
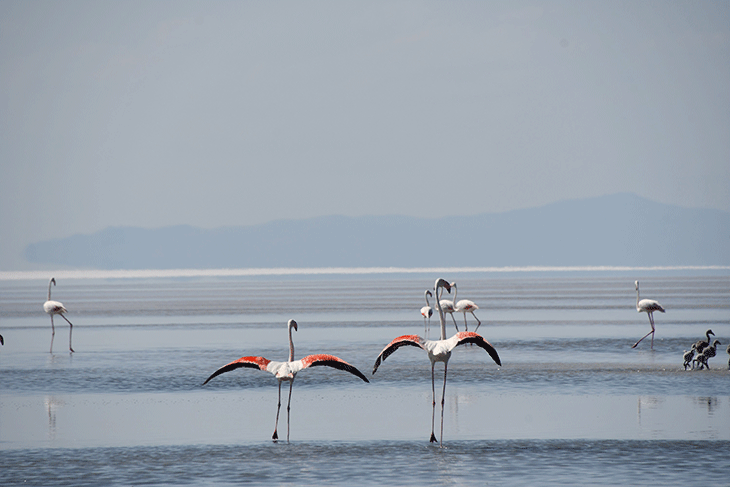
<box><xmin>203</xmin><ymin>319</ymin><xmax>369</xmax><ymax>442</ymax></box>
<box><xmin>43</xmin><ymin>278</ymin><xmax>75</xmax><ymax>353</ymax></box>
<box><xmin>632</xmin><ymin>280</ymin><xmax>665</xmax><ymax>349</ymax></box>
<box><xmin>421</xmin><ymin>290</ymin><xmax>434</xmax><ymax>336</ymax></box>
<box><xmin>373</xmin><ymin>278</ymin><xmax>501</xmax><ymax>447</ymax></box>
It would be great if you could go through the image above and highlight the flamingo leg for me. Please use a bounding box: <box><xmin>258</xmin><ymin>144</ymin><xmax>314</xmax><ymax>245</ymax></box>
<box><xmin>439</xmin><ymin>361</ymin><xmax>448</xmax><ymax>448</ymax></box>
<box><xmin>60</xmin><ymin>314</ymin><xmax>74</xmax><ymax>353</ymax></box>
<box><xmin>273</xmin><ymin>381</ymin><xmax>282</xmax><ymax>441</ymax></box>
<box><xmin>49</xmin><ymin>315</ymin><xmax>56</xmax><ymax>353</ymax></box>
<box><xmin>450</xmin><ymin>313</ymin><xmax>459</xmax><ymax>332</ymax></box>
<box><xmin>430</xmin><ymin>362</ymin><xmax>437</xmax><ymax>443</ymax></box>
<box><xmin>286</xmin><ymin>380</ymin><xmax>294</xmax><ymax>442</ymax></box>
<box><xmin>471</xmin><ymin>311</ymin><xmax>481</xmax><ymax>331</ymax></box>
<box><xmin>632</xmin><ymin>313</ymin><xmax>656</xmax><ymax>349</ymax></box>
<box><xmin>649</xmin><ymin>314</ymin><xmax>655</xmax><ymax>349</ymax></box>
<box><xmin>463</xmin><ymin>313</ymin><xmax>468</xmax><ymax>332</ymax></box>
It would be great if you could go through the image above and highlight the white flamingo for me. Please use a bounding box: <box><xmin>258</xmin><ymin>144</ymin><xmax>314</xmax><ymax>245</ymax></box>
<box><xmin>43</xmin><ymin>278</ymin><xmax>75</xmax><ymax>353</ymax></box>
<box><xmin>632</xmin><ymin>280</ymin><xmax>665</xmax><ymax>349</ymax></box>
<box><xmin>437</xmin><ymin>282</ymin><xmax>459</xmax><ymax>332</ymax></box>
<box><xmin>372</xmin><ymin>278</ymin><xmax>501</xmax><ymax>447</ymax></box>
<box><xmin>421</xmin><ymin>290</ymin><xmax>433</xmax><ymax>336</ymax></box>
<box><xmin>203</xmin><ymin>319</ymin><xmax>369</xmax><ymax>442</ymax></box>
<box><xmin>452</xmin><ymin>282</ymin><xmax>481</xmax><ymax>332</ymax></box>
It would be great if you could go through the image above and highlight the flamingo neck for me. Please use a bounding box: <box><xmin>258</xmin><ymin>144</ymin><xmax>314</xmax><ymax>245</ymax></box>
<box><xmin>452</xmin><ymin>283</ymin><xmax>458</xmax><ymax>304</ymax></box>
<box><xmin>288</xmin><ymin>324</ymin><xmax>295</xmax><ymax>362</ymax></box>
<box><xmin>425</xmin><ymin>290</ymin><xmax>431</xmax><ymax>307</ymax></box>
<box><xmin>48</xmin><ymin>279</ymin><xmax>53</xmax><ymax>301</ymax></box>
<box><xmin>635</xmin><ymin>284</ymin><xmax>640</xmax><ymax>310</ymax></box>
<box><xmin>434</xmin><ymin>279</ymin><xmax>448</xmax><ymax>340</ymax></box>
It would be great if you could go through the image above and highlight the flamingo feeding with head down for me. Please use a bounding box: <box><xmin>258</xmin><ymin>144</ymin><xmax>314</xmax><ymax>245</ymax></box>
<box><xmin>203</xmin><ymin>319</ymin><xmax>369</xmax><ymax>442</ymax></box>
<box><xmin>632</xmin><ymin>280</ymin><xmax>665</xmax><ymax>349</ymax></box>
<box><xmin>421</xmin><ymin>290</ymin><xmax>433</xmax><ymax>336</ymax></box>
<box><xmin>373</xmin><ymin>278</ymin><xmax>501</xmax><ymax>447</ymax></box>
<box><xmin>43</xmin><ymin>278</ymin><xmax>75</xmax><ymax>353</ymax></box>
<box><xmin>452</xmin><ymin>282</ymin><xmax>481</xmax><ymax>332</ymax></box>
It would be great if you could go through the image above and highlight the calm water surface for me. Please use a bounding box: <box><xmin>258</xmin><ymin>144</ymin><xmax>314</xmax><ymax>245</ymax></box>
<box><xmin>1</xmin><ymin>272</ymin><xmax>729</xmax><ymax>485</ymax></box>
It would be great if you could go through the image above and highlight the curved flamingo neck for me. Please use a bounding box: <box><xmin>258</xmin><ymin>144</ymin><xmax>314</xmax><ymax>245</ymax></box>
<box><xmin>452</xmin><ymin>283</ymin><xmax>458</xmax><ymax>304</ymax></box>
<box><xmin>425</xmin><ymin>290</ymin><xmax>431</xmax><ymax>307</ymax></box>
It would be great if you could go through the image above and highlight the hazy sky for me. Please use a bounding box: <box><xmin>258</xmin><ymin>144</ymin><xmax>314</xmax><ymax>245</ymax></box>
<box><xmin>1</xmin><ymin>1</ymin><xmax>729</xmax><ymax>270</ymax></box>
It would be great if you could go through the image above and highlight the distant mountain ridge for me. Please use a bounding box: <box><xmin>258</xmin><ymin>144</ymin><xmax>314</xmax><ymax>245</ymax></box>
<box><xmin>24</xmin><ymin>193</ymin><xmax>730</xmax><ymax>269</ymax></box>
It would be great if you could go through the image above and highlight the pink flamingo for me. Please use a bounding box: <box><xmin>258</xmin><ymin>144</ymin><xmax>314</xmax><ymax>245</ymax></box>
<box><xmin>373</xmin><ymin>278</ymin><xmax>501</xmax><ymax>447</ymax></box>
<box><xmin>43</xmin><ymin>278</ymin><xmax>75</xmax><ymax>353</ymax></box>
<box><xmin>632</xmin><ymin>280</ymin><xmax>665</xmax><ymax>349</ymax></box>
<box><xmin>452</xmin><ymin>282</ymin><xmax>481</xmax><ymax>331</ymax></box>
<box><xmin>203</xmin><ymin>319</ymin><xmax>369</xmax><ymax>442</ymax></box>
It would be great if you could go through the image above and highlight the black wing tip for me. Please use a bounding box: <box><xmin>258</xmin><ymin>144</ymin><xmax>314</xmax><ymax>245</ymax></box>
<box><xmin>461</xmin><ymin>334</ymin><xmax>502</xmax><ymax>366</ymax></box>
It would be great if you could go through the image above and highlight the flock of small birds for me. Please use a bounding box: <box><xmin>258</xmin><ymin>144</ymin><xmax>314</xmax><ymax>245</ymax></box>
<box><xmin>681</xmin><ymin>329</ymin><xmax>727</xmax><ymax>370</ymax></box>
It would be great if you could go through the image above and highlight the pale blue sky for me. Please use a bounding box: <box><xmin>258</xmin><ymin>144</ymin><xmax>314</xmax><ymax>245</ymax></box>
<box><xmin>1</xmin><ymin>1</ymin><xmax>729</xmax><ymax>270</ymax></box>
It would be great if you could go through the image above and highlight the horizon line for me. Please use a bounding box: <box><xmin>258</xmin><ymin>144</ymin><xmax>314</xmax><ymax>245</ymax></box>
<box><xmin>1</xmin><ymin>265</ymin><xmax>729</xmax><ymax>281</ymax></box>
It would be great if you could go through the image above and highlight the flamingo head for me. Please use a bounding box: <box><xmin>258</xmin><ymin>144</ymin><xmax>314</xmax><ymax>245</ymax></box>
<box><xmin>634</xmin><ymin>280</ymin><xmax>639</xmax><ymax>290</ymax></box>
<box><xmin>435</xmin><ymin>278</ymin><xmax>451</xmax><ymax>294</ymax></box>
<box><xmin>707</xmin><ymin>329</ymin><xmax>715</xmax><ymax>337</ymax></box>
<box><xmin>288</xmin><ymin>319</ymin><xmax>298</xmax><ymax>332</ymax></box>
<box><xmin>51</xmin><ymin>277</ymin><xmax>56</xmax><ymax>286</ymax></box>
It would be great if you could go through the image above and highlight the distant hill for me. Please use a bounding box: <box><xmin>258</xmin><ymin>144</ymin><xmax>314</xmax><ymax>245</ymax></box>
<box><xmin>24</xmin><ymin>193</ymin><xmax>730</xmax><ymax>269</ymax></box>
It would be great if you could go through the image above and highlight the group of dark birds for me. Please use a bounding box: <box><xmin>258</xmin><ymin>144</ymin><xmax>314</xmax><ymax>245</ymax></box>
<box><xmin>682</xmin><ymin>329</ymin><xmax>727</xmax><ymax>370</ymax></box>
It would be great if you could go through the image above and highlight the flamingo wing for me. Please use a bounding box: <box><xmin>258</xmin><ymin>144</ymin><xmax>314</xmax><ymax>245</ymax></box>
<box><xmin>202</xmin><ymin>356</ymin><xmax>271</xmax><ymax>385</ymax></box>
<box><xmin>372</xmin><ymin>334</ymin><xmax>426</xmax><ymax>374</ymax></box>
<box><xmin>299</xmin><ymin>354</ymin><xmax>370</xmax><ymax>383</ymax></box>
<box><xmin>455</xmin><ymin>300</ymin><xmax>478</xmax><ymax>312</ymax></box>
<box><xmin>44</xmin><ymin>300</ymin><xmax>67</xmax><ymax>314</ymax></box>
<box><xmin>638</xmin><ymin>299</ymin><xmax>665</xmax><ymax>313</ymax></box>
<box><xmin>453</xmin><ymin>332</ymin><xmax>501</xmax><ymax>366</ymax></box>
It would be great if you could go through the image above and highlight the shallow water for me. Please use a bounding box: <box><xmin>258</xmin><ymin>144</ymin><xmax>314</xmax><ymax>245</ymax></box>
<box><xmin>1</xmin><ymin>273</ymin><xmax>729</xmax><ymax>485</ymax></box>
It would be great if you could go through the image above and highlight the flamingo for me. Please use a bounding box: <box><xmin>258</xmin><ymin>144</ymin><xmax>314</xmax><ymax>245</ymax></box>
<box><xmin>631</xmin><ymin>280</ymin><xmax>665</xmax><ymax>349</ymax></box>
<box><xmin>43</xmin><ymin>278</ymin><xmax>75</xmax><ymax>353</ymax></box>
<box><xmin>726</xmin><ymin>343</ymin><xmax>730</xmax><ymax>370</ymax></box>
<box><xmin>452</xmin><ymin>282</ymin><xmax>481</xmax><ymax>332</ymax></box>
<box><xmin>0</xmin><ymin>334</ymin><xmax>3</xmax><ymax>345</ymax></box>
<box><xmin>421</xmin><ymin>290</ymin><xmax>433</xmax><ymax>336</ymax></box>
<box><xmin>437</xmin><ymin>282</ymin><xmax>459</xmax><ymax>332</ymax></box>
<box><xmin>372</xmin><ymin>278</ymin><xmax>501</xmax><ymax>447</ymax></box>
<box><xmin>203</xmin><ymin>319</ymin><xmax>369</xmax><ymax>442</ymax></box>
<box><xmin>694</xmin><ymin>329</ymin><xmax>715</xmax><ymax>354</ymax></box>
<box><xmin>683</xmin><ymin>345</ymin><xmax>696</xmax><ymax>370</ymax></box>
<box><xmin>695</xmin><ymin>339</ymin><xmax>721</xmax><ymax>370</ymax></box>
